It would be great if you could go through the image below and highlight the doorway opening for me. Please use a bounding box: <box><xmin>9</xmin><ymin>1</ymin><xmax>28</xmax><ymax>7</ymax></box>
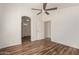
<box><xmin>44</xmin><ymin>21</ymin><xmax>51</xmax><ymax>40</ymax></box>
<box><xmin>21</xmin><ymin>16</ymin><xmax>31</xmax><ymax>44</ymax></box>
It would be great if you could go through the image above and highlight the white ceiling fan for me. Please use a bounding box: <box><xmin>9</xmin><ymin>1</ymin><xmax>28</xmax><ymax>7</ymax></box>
<box><xmin>32</xmin><ymin>3</ymin><xmax>57</xmax><ymax>15</ymax></box>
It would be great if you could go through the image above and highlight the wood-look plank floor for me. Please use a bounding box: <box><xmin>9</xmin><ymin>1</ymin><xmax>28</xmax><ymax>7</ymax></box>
<box><xmin>0</xmin><ymin>39</ymin><xmax>79</xmax><ymax>55</ymax></box>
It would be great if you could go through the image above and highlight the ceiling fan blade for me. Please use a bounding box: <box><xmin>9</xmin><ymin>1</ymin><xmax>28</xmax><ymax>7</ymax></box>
<box><xmin>43</xmin><ymin>3</ymin><xmax>47</xmax><ymax>10</ymax></box>
<box><xmin>45</xmin><ymin>12</ymin><xmax>49</xmax><ymax>15</ymax></box>
<box><xmin>46</xmin><ymin>7</ymin><xmax>57</xmax><ymax>11</ymax></box>
<box><xmin>32</xmin><ymin>8</ymin><xmax>42</xmax><ymax>11</ymax></box>
<box><xmin>37</xmin><ymin>11</ymin><xmax>42</xmax><ymax>15</ymax></box>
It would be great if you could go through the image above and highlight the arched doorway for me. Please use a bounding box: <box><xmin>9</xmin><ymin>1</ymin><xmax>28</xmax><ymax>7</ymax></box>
<box><xmin>21</xmin><ymin>16</ymin><xmax>31</xmax><ymax>44</ymax></box>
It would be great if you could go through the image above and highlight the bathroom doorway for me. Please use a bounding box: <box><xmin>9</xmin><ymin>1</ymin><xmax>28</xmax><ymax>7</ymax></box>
<box><xmin>21</xmin><ymin>16</ymin><xmax>31</xmax><ymax>44</ymax></box>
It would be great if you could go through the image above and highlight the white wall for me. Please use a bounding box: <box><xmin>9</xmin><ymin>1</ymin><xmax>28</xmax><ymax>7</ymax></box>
<box><xmin>0</xmin><ymin>4</ymin><xmax>44</xmax><ymax>49</ymax></box>
<box><xmin>36</xmin><ymin>14</ymin><xmax>44</xmax><ymax>40</ymax></box>
<box><xmin>44</xmin><ymin>6</ymin><xmax>79</xmax><ymax>49</ymax></box>
<box><xmin>0</xmin><ymin>4</ymin><xmax>22</xmax><ymax>48</ymax></box>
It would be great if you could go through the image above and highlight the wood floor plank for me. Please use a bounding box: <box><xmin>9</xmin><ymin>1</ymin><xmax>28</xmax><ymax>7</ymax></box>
<box><xmin>0</xmin><ymin>39</ymin><xmax>79</xmax><ymax>55</ymax></box>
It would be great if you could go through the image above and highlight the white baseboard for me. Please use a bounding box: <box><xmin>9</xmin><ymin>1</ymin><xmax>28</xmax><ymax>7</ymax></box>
<box><xmin>51</xmin><ymin>39</ymin><xmax>79</xmax><ymax>49</ymax></box>
<box><xmin>0</xmin><ymin>42</ymin><xmax>21</xmax><ymax>49</ymax></box>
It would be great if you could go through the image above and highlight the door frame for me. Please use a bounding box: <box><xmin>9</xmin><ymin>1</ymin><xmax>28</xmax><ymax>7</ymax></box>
<box><xmin>44</xmin><ymin>20</ymin><xmax>51</xmax><ymax>39</ymax></box>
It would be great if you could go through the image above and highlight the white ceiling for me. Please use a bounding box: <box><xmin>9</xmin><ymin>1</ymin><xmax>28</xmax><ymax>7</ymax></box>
<box><xmin>21</xmin><ymin>3</ymin><xmax>79</xmax><ymax>9</ymax></box>
<box><xmin>47</xmin><ymin>3</ymin><xmax>79</xmax><ymax>9</ymax></box>
<box><xmin>0</xmin><ymin>3</ymin><xmax>79</xmax><ymax>9</ymax></box>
